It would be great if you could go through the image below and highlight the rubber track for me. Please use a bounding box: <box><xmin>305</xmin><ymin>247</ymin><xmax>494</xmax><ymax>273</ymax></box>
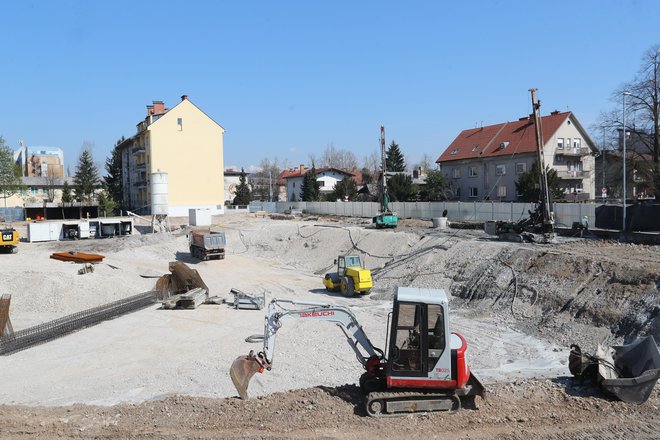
<box><xmin>366</xmin><ymin>390</ymin><xmax>460</xmax><ymax>417</ymax></box>
<box><xmin>0</xmin><ymin>291</ymin><xmax>157</xmax><ymax>355</ymax></box>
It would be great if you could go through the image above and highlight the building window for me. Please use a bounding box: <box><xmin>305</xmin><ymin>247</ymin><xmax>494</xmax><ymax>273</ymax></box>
<box><xmin>495</xmin><ymin>164</ymin><xmax>506</xmax><ymax>176</ymax></box>
<box><xmin>456</xmin><ymin>187</ymin><xmax>461</xmax><ymax>197</ymax></box>
<box><xmin>573</xmin><ymin>138</ymin><xmax>581</xmax><ymax>149</ymax></box>
<box><xmin>293</xmin><ymin>182</ymin><xmax>296</xmax><ymax>188</ymax></box>
<box><xmin>318</xmin><ymin>181</ymin><xmax>325</xmax><ymax>187</ymax></box>
<box><xmin>450</xmin><ymin>149</ymin><xmax>459</xmax><ymax>155</ymax></box>
<box><xmin>557</xmin><ymin>138</ymin><xmax>564</xmax><ymax>149</ymax></box>
<box><xmin>468</xmin><ymin>166</ymin><xmax>477</xmax><ymax>177</ymax></box>
<box><xmin>516</xmin><ymin>163</ymin><xmax>526</xmax><ymax>174</ymax></box>
<box><xmin>566</xmin><ymin>138</ymin><xmax>571</xmax><ymax>149</ymax></box>
<box><xmin>555</xmin><ymin>154</ymin><xmax>564</xmax><ymax>163</ymax></box>
<box><xmin>452</xmin><ymin>168</ymin><xmax>461</xmax><ymax>178</ymax></box>
<box><xmin>497</xmin><ymin>185</ymin><xmax>507</xmax><ymax>197</ymax></box>
<box><xmin>469</xmin><ymin>187</ymin><xmax>478</xmax><ymax>198</ymax></box>
<box><xmin>576</xmin><ymin>183</ymin><xmax>583</xmax><ymax>193</ymax></box>
<box><xmin>177</xmin><ymin>118</ymin><xmax>183</xmax><ymax>131</ymax></box>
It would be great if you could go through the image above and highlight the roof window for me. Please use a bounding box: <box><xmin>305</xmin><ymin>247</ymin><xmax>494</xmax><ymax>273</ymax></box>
<box><xmin>450</xmin><ymin>149</ymin><xmax>459</xmax><ymax>155</ymax></box>
<box><xmin>471</xmin><ymin>145</ymin><xmax>479</xmax><ymax>152</ymax></box>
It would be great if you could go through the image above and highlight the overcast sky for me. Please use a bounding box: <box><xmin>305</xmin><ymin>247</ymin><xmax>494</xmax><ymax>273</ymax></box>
<box><xmin>1</xmin><ymin>0</ymin><xmax>659</xmax><ymax>174</ymax></box>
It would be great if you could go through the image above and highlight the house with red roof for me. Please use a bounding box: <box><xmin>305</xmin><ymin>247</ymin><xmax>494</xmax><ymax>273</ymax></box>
<box><xmin>281</xmin><ymin>165</ymin><xmax>361</xmax><ymax>201</ymax></box>
<box><xmin>436</xmin><ymin>111</ymin><xmax>597</xmax><ymax>201</ymax></box>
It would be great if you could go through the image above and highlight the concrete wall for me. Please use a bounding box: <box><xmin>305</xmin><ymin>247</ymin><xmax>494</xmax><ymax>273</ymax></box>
<box><xmin>251</xmin><ymin>200</ymin><xmax>599</xmax><ymax>227</ymax></box>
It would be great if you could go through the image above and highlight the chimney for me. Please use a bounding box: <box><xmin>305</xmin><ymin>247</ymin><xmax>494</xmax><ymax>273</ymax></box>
<box><xmin>181</xmin><ymin>95</ymin><xmax>188</xmax><ymax>101</ymax></box>
<box><xmin>153</xmin><ymin>101</ymin><xmax>165</xmax><ymax>114</ymax></box>
<box><xmin>147</xmin><ymin>104</ymin><xmax>154</xmax><ymax>116</ymax></box>
<box><xmin>299</xmin><ymin>164</ymin><xmax>305</xmax><ymax>174</ymax></box>
<box><xmin>551</xmin><ymin>110</ymin><xmax>560</xmax><ymax>115</ymax></box>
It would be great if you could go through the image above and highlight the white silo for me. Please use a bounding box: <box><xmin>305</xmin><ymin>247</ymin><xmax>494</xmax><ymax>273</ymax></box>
<box><xmin>150</xmin><ymin>171</ymin><xmax>169</xmax><ymax>216</ymax></box>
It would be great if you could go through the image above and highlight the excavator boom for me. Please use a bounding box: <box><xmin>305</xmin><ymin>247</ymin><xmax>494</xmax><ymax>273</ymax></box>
<box><xmin>230</xmin><ymin>299</ymin><xmax>383</xmax><ymax>399</ymax></box>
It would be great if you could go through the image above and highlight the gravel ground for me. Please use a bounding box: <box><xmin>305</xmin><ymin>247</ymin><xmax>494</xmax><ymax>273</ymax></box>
<box><xmin>0</xmin><ymin>212</ymin><xmax>658</xmax><ymax>438</ymax></box>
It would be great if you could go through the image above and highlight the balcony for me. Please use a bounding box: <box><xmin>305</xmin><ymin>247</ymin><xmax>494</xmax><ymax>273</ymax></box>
<box><xmin>131</xmin><ymin>146</ymin><xmax>146</xmax><ymax>155</ymax></box>
<box><xmin>557</xmin><ymin>169</ymin><xmax>591</xmax><ymax>179</ymax></box>
<box><xmin>135</xmin><ymin>180</ymin><xmax>147</xmax><ymax>188</ymax></box>
<box><xmin>135</xmin><ymin>161</ymin><xmax>146</xmax><ymax>169</ymax></box>
<box><xmin>560</xmin><ymin>147</ymin><xmax>591</xmax><ymax>157</ymax></box>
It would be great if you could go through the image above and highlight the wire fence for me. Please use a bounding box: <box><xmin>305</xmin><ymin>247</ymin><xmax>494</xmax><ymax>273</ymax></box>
<box><xmin>0</xmin><ymin>291</ymin><xmax>157</xmax><ymax>356</ymax></box>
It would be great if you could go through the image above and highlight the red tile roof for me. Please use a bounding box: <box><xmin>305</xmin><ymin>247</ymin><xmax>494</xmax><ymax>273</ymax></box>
<box><xmin>437</xmin><ymin>112</ymin><xmax>571</xmax><ymax>163</ymax></box>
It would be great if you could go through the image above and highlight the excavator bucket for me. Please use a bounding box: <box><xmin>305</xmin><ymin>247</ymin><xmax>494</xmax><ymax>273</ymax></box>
<box><xmin>230</xmin><ymin>354</ymin><xmax>264</xmax><ymax>399</ymax></box>
<box><xmin>466</xmin><ymin>372</ymin><xmax>486</xmax><ymax>398</ymax></box>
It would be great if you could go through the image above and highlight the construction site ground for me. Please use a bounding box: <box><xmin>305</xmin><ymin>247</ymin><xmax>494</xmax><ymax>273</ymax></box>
<box><xmin>0</xmin><ymin>212</ymin><xmax>658</xmax><ymax>439</ymax></box>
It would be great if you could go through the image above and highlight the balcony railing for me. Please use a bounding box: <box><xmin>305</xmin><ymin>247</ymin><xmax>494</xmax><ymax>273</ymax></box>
<box><xmin>559</xmin><ymin>147</ymin><xmax>591</xmax><ymax>156</ymax></box>
<box><xmin>132</xmin><ymin>146</ymin><xmax>146</xmax><ymax>155</ymax></box>
<box><xmin>557</xmin><ymin>169</ymin><xmax>591</xmax><ymax>179</ymax></box>
<box><xmin>135</xmin><ymin>162</ymin><xmax>146</xmax><ymax>169</ymax></box>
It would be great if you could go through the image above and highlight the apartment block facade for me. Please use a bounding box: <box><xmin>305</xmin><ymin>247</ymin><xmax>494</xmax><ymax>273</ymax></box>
<box><xmin>117</xmin><ymin>96</ymin><xmax>225</xmax><ymax>216</ymax></box>
<box><xmin>436</xmin><ymin>111</ymin><xmax>597</xmax><ymax>201</ymax></box>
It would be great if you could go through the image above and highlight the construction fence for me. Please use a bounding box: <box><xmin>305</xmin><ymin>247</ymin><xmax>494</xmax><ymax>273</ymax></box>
<box><xmin>250</xmin><ymin>201</ymin><xmax>599</xmax><ymax>229</ymax></box>
<box><xmin>250</xmin><ymin>201</ymin><xmax>660</xmax><ymax>232</ymax></box>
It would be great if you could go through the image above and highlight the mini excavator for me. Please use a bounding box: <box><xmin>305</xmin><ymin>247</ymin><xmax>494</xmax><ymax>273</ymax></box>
<box><xmin>230</xmin><ymin>287</ymin><xmax>484</xmax><ymax>417</ymax></box>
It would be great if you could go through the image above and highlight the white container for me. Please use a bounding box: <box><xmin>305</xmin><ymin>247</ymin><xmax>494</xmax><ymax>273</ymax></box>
<box><xmin>432</xmin><ymin>217</ymin><xmax>448</xmax><ymax>229</ymax></box>
<box><xmin>189</xmin><ymin>208</ymin><xmax>212</xmax><ymax>226</ymax></box>
<box><xmin>151</xmin><ymin>171</ymin><xmax>169</xmax><ymax>216</ymax></box>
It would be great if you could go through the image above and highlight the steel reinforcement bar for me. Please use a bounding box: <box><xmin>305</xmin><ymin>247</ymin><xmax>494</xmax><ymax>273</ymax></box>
<box><xmin>0</xmin><ymin>291</ymin><xmax>157</xmax><ymax>355</ymax></box>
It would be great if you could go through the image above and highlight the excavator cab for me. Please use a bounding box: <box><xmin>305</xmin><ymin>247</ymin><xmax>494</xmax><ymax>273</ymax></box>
<box><xmin>387</xmin><ymin>292</ymin><xmax>446</xmax><ymax>376</ymax></box>
<box><xmin>385</xmin><ymin>288</ymin><xmax>483</xmax><ymax>397</ymax></box>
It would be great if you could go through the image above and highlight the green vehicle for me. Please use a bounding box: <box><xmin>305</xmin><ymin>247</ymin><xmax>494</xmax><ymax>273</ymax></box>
<box><xmin>373</xmin><ymin>126</ymin><xmax>398</xmax><ymax>229</ymax></box>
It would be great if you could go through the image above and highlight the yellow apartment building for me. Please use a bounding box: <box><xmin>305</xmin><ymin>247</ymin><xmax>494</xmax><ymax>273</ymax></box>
<box><xmin>117</xmin><ymin>95</ymin><xmax>225</xmax><ymax>216</ymax></box>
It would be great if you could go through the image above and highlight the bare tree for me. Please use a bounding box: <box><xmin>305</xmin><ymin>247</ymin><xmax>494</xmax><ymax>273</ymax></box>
<box><xmin>615</xmin><ymin>45</ymin><xmax>660</xmax><ymax>194</ymax></box>
<box><xmin>415</xmin><ymin>153</ymin><xmax>436</xmax><ymax>172</ymax></box>
<box><xmin>251</xmin><ymin>157</ymin><xmax>288</xmax><ymax>201</ymax></box>
<box><xmin>317</xmin><ymin>143</ymin><xmax>358</xmax><ymax>170</ymax></box>
<box><xmin>45</xmin><ymin>174</ymin><xmax>57</xmax><ymax>202</ymax></box>
<box><xmin>362</xmin><ymin>150</ymin><xmax>380</xmax><ymax>175</ymax></box>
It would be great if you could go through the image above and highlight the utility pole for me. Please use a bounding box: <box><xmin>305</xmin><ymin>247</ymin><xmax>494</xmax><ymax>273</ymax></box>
<box><xmin>529</xmin><ymin>88</ymin><xmax>554</xmax><ymax>238</ymax></box>
<box><xmin>622</xmin><ymin>91</ymin><xmax>631</xmax><ymax>232</ymax></box>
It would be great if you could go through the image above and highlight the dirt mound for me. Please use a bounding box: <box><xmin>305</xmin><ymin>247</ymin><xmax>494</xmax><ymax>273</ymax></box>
<box><xmin>1</xmin><ymin>380</ymin><xmax>657</xmax><ymax>439</ymax></box>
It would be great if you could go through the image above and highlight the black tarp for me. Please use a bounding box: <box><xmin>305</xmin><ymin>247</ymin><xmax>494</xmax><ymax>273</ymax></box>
<box><xmin>598</xmin><ymin>336</ymin><xmax>660</xmax><ymax>404</ymax></box>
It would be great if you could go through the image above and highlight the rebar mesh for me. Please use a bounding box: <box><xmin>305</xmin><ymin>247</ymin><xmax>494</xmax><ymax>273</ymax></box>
<box><xmin>0</xmin><ymin>291</ymin><xmax>157</xmax><ymax>355</ymax></box>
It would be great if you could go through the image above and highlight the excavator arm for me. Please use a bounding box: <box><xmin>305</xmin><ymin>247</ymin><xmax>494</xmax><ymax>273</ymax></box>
<box><xmin>230</xmin><ymin>299</ymin><xmax>384</xmax><ymax>399</ymax></box>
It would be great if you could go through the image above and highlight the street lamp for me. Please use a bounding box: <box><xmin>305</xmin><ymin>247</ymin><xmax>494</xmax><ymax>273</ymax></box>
<box><xmin>622</xmin><ymin>91</ymin><xmax>631</xmax><ymax>232</ymax></box>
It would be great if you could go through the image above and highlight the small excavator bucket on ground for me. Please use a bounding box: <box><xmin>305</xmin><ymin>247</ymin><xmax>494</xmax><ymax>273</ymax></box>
<box><xmin>230</xmin><ymin>352</ymin><xmax>264</xmax><ymax>399</ymax></box>
<box><xmin>466</xmin><ymin>372</ymin><xmax>486</xmax><ymax>398</ymax></box>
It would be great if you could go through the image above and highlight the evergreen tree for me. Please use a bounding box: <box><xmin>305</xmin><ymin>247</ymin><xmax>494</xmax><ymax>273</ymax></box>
<box><xmin>97</xmin><ymin>187</ymin><xmax>116</xmax><ymax>217</ymax></box>
<box><xmin>332</xmin><ymin>177</ymin><xmax>358</xmax><ymax>201</ymax></box>
<box><xmin>360</xmin><ymin>167</ymin><xmax>373</xmax><ymax>185</ymax></box>
<box><xmin>233</xmin><ymin>168</ymin><xmax>252</xmax><ymax>205</ymax></box>
<box><xmin>73</xmin><ymin>148</ymin><xmax>100</xmax><ymax>202</ymax></box>
<box><xmin>300</xmin><ymin>166</ymin><xmax>320</xmax><ymax>201</ymax></box>
<box><xmin>388</xmin><ymin>173</ymin><xmax>417</xmax><ymax>201</ymax></box>
<box><xmin>419</xmin><ymin>169</ymin><xmax>449</xmax><ymax>201</ymax></box>
<box><xmin>0</xmin><ymin>136</ymin><xmax>22</xmax><ymax>207</ymax></box>
<box><xmin>104</xmin><ymin>139</ymin><xmax>124</xmax><ymax>212</ymax></box>
<box><xmin>61</xmin><ymin>181</ymin><xmax>72</xmax><ymax>204</ymax></box>
<box><xmin>385</xmin><ymin>141</ymin><xmax>406</xmax><ymax>172</ymax></box>
<box><xmin>515</xmin><ymin>161</ymin><xmax>565</xmax><ymax>202</ymax></box>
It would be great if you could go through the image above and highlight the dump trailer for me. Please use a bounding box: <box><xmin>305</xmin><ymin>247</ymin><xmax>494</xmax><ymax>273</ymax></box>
<box><xmin>189</xmin><ymin>230</ymin><xmax>226</xmax><ymax>261</ymax></box>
